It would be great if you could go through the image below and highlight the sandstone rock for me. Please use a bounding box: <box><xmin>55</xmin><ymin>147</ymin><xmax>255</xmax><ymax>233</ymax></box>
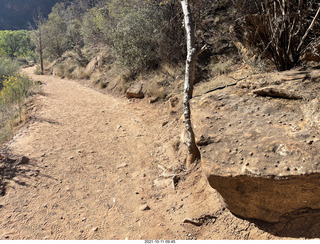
<box><xmin>192</xmin><ymin>70</ymin><xmax>320</xmax><ymax>223</ymax></box>
<box><xmin>91</xmin><ymin>227</ymin><xmax>98</xmax><ymax>232</ymax></box>
<box><xmin>117</xmin><ymin>163</ymin><xmax>128</xmax><ymax>169</ymax></box>
<box><xmin>85</xmin><ymin>56</ymin><xmax>101</xmax><ymax>74</ymax></box>
<box><xmin>253</xmin><ymin>87</ymin><xmax>304</xmax><ymax>100</ymax></box>
<box><xmin>126</xmin><ymin>83</ymin><xmax>144</xmax><ymax>99</ymax></box>
<box><xmin>139</xmin><ymin>204</ymin><xmax>151</xmax><ymax>211</ymax></box>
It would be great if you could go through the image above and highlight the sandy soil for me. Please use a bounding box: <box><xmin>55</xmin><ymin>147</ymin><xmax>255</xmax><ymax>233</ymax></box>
<box><xmin>0</xmin><ymin>67</ymin><xmax>285</xmax><ymax>240</ymax></box>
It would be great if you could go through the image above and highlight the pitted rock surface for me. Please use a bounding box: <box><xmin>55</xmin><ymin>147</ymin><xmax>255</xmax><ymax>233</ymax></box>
<box><xmin>192</xmin><ymin>69</ymin><xmax>320</xmax><ymax>223</ymax></box>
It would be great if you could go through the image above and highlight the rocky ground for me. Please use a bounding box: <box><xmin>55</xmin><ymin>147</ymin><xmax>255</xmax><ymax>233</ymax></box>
<box><xmin>0</xmin><ymin>66</ymin><xmax>318</xmax><ymax>240</ymax></box>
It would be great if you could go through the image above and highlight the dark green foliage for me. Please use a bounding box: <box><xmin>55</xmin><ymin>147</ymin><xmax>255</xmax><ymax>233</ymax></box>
<box><xmin>0</xmin><ymin>58</ymin><xmax>19</xmax><ymax>80</ymax></box>
<box><xmin>80</xmin><ymin>0</ymin><xmax>187</xmax><ymax>74</ymax></box>
<box><xmin>0</xmin><ymin>30</ymin><xmax>34</xmax><ymax>58</ymax></box>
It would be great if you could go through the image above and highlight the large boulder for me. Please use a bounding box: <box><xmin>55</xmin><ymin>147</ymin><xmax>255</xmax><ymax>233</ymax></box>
<box><xmin>192</xmin><ymin>70</ymin><xmax>320</xmax><ymax>223</ymax></box>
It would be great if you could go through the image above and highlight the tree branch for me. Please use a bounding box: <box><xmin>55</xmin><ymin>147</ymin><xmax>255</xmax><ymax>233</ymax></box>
<box><xmin>297</xmin><ymin>6</ymin><xmax>320</xmax><ymax>51</ymax></box>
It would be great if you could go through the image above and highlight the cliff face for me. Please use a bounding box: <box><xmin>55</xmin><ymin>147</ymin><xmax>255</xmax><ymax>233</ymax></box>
<box><xmin>0</xmin><ymin>0</ymin><xmax>63</xmax><ymax>30</ymax></box>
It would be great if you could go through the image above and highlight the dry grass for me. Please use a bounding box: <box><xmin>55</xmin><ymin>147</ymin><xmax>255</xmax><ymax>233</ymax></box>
<box><xmin>72</xmin><ymin>66</ymin><xmax>90</xmax><ymax>80</ymax></box>
<box><xmin>147</xmin><ymin>81</ymin><xmax>167</xmax><ymax>100</ymax></box>
<box><xmin>210</xmin><ymin>60</ymin><xmax>233</xmax><ymax>77</ymax></box>
<box><xmin>194</xmin><ymin>74</ymin><xmax>235</xmax><ymax>97</ymax></box>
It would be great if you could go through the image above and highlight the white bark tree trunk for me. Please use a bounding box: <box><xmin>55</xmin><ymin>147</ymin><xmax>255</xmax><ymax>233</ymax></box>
<box><xmin>181</xmin><ymin>0</ymin><xmax>201</xmax><ymax>169</ymax></box>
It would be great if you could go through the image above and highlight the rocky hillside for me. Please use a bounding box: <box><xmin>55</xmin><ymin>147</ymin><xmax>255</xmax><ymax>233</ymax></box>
<box><xmin>0</xmin><ymin>0</ymin><xmax>63</xmax><ymax>30</ymax></box>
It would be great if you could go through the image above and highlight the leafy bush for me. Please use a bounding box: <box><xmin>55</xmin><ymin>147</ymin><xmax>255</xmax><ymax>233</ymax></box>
<box><xmin>0</xmin><ymin>30</ymin><xmax>34</xmax><ymax>58</ymax></box>
<box><xmin>0</xmin><ymin>58</ymin><xmax>19</xmax><ymax>80</ymax></box>
<box><xmin>80</xmin><ymin>0</ymin><xmax>187</xmax><ymax>75</ymax></box>
<box><xmin>0</xmin><ymin>74</ymin><xmax>34</xmax><ymax>143</ymax></box>
<box><xmin>42</xmin><ymin>6</ymin><xmax>69</xmax><ymax>60</ymax></box>
<box><xmin>81</xmin><ymin>6</ymin><xmax>110</xmax><ymax>45</ymax></box>
<box><xmin>108</xmin><ymin>2</ymin><xmax>163</xmax><ymax>74</ymax></box>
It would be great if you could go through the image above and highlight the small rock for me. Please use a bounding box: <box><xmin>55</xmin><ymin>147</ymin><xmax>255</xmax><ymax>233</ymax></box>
<box><xmin>92</xmin><ymin>227</ymin><xmax>98</xmax><ymax>232</ymax></box>
<box><xmin>18</xmin><ymin>156</ymin><xmax>29</xmax><ymax>164</ymax></box>
<box><xmin>307</xmin><ymin>140</ymin><xmax>314</xmax><ymax>145</ymax></box>
<box><xmin>154</xmin><ymin>178</ymin><xmax>172</xmax><ymax>188</ymax></box>
<box><xmin>183</xmin><ymin>218</ymin><xmax>202</xmax><ymax>226</ymax></box>
<box><xmin>26</xmin><ymin>171</ymin><xmax>35</xmax><ymax>177</ymax></box>
<box><xmin>117</xmin><ymin>163</ymin><xmax>128</xmax><ymax>169</ymax></box>
<box><xmin>162</xmin><ymin>121</ymin><xmax>169</xmax><ymax>127</ymax></box>
<box><xmin>139</xmin><ymin>204</ymin><xmax>151</xmax><ymax>211</ymax></box>
<box><xmin>69</xmin><ymin>156</ymin><xmax>74</xmax><ymax>160</ymax></box>
<box><xmin>82</xmin><ymin>217</ymin><xmax>86</xmax><ymax>221</ymax></box>
<box><xmin>126</xmin><ymin>83</ymin><xmax>144</xmax><ymax>99</ymax></box>
<box><xmin>149</xmin><ymin>96</ymin><xmax>159</xmax><ymax>104</ymax></box>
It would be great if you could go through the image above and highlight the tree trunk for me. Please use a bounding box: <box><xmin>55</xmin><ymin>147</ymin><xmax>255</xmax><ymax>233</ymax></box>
<box><xmin>39</xmin><ymin>31</ymin><xmax>44</xmax><ymax>75</ymax></box>
<box><xmin>181</xmin><ymin>0</ymin><xmax>201</xmax><ymax>170</ymax></box>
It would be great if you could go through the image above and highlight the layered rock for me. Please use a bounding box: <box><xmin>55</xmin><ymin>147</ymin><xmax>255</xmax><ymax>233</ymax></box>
<box><xmin>192</xmin><ymin>69</ymin><xmax>320</xmax><ymax>223</ymax></box>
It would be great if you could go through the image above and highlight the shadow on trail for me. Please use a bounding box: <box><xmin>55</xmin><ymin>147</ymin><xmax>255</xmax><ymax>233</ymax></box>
<box><xmin>236</xmin><ymin>209</ymin><xmax>320</xmax><ymax>239</ymax></box>
<box><xmin>0</xmin><ymin>149</ymin><xmax>38</xmax><ymax>196</ymax></box>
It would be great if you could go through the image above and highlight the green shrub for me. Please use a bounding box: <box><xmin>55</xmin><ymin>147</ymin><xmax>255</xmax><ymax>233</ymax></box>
<box><xmin>81</xmin><ymin>6</ymin><xmax>110</xmax><ymax>45</ymax></box>
<box><xmin>0</xmin><ymin>74</ymin><xmax>34</xmax><ymax>144</ymax></box>
<box><xmin>81</xmin><ymin>1</ymin><xmax>185</xmax><ymax>76</ymax></box>
<box><xmin>107</xmin><ymin>1</ymin><xmax>163</xmax><ymax>74</ymax></box>
<box><xmin>0</xmin><ymin>30</ymin><xmax>34</xmax><ymax>58</ymax></box>
<box><xmin>0</xmin><ymin>58</ymin><xmax>19</xmax><ymax>80</ymax></box>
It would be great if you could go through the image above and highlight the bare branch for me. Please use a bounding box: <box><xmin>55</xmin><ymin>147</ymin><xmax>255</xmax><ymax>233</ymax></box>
<box><xmin>297</xmin><ymin>6</ymin><xmax>320</xmax><ymax>51</ymax></box>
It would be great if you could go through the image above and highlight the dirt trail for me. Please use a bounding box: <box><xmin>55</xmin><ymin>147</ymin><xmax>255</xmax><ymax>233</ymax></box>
<box><xmin>0</xmin><ymin>67</ymin><xmax>282</xmax><ymax>240</ymax></box>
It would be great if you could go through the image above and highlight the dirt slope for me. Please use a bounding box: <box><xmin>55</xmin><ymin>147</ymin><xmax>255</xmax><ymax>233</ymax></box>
<box><xmin>0</xmin><ymin>66</ymin><xmax>288</xmax><ymax>240</ymax></box>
